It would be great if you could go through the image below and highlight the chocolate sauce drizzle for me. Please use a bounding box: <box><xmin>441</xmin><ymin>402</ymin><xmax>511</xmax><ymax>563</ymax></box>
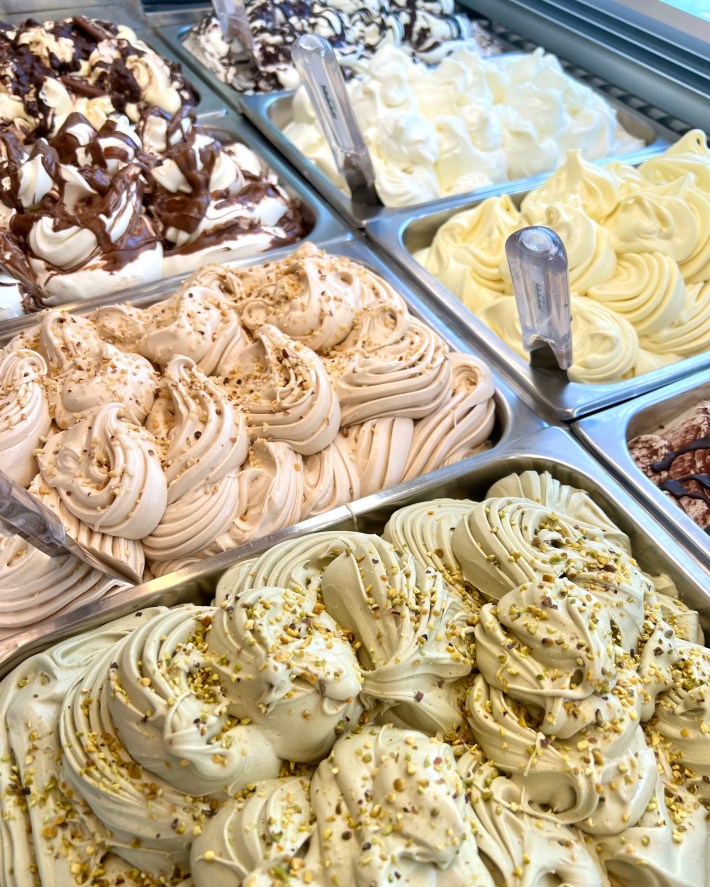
<box><xmin>651</xmin><ymin>436</ymin><xmax>710</xmax><ymax>534</ymax></box>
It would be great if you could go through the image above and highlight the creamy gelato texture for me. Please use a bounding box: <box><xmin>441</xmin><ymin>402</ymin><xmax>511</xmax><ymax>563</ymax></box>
<box><xmin>416</xmin><ymin>131</ymin><xmax>710</xmax><ymax>383</ymax></box>
<box><xmin>283</xmin><ymin>44</ymin><xmax>645</xmax><ymax>207</ymax></box>
<box><xmin>0</xmin><ymin>470</ymin><xmax>706</xmax><ymax>885</ymax></box>
<box><xmin>183</xmin><ymin>0</ymin><xmax>500</xmax><ymax>95</ymax></box>
<box><xmin>0</xmin><ymin>243</ymin><xmax>496</xmax><ymax>602</ymax></box>
<box><xmin>0</xmin><ymin>107</ymin><xmax>307</xmax><ymax>307</ymax></box>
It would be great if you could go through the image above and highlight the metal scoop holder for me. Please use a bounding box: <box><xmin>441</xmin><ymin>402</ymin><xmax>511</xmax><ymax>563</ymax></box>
<box><xmin>211</xmin><ymin>0</ymin><xmax>253</xmax><ymax>52</ymax></box>
<box><xmin>505</xmin><ymin>226</ymin><xmax>573</xmax><ymax>377</ymax></box>
<box><xmin>292</xmin><ymin>33</ymin><xmax>380</xmax><ymax>205</ymax></box>
<box><xmin>0</xmin><ymin>471</ymin><xmax>131</xmax><ymax>583</ymax></box>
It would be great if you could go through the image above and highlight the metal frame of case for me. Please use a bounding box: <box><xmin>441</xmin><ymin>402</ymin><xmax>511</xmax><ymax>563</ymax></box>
<box><xmin>574</xmin><ymin>371</ymin><xmax>710</xmax><ymax>571</ymax></box>
<box><xmin>2</xmin><ymin>425</ymin><xmax>707</xmax><ymax>678</ymax></box>
<box><xmin>367</xmin><ymin>187</ymin><xmax>710</xmax><ymax>422</ymax></box>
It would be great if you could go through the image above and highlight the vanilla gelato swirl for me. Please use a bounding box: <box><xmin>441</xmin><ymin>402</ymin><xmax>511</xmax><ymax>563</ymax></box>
<box><xmin>36</xmin><ymin>402</ymin><xmax>167</xmax><ymax>539</ymax></box>
<box><xmin>0</xmin><ymin>349</ymin><xmax>51</xmax><ymax>486</ymax></box>
<box><xmin>640</xmin><ymin>128</ymin><xmax>710</xmax><ymax>192</ymax></box>
<box><xmin>0</xmin><ymin>535</ymin><xmax>124</xmax><ymax>638</ymax></box>
<box><xmin>606</xmin><ymin>179</ymin><xmax>699</xmax><ymax>263</ymax></box>
<box><xmin>417</xmin><ymin>195</ymin><xmax>521</xmax><ymax>304</ymax></box>
<box><xmin>521</xmin><ymin>149</ymin><xmax>622</xmax><ymax>221</ymax></box>
<box><xmin>418</xmin><ymin>133</ymin><xmax>710</xmax><ymax>383</ymax></box>
<box><xmin>587</xmin><ymin>251</ymin><xmax>687</xmax><ymax>336</ymax></box>
<box><xmin>284</xmin><ymin>44</ymin><xmax>642</xmax><ymax>207</ymax></box>
<box><xmin>192</xmin><ymin>726</ymin><xmax>494</xmax><ymax>887</ymax></box>
<box><xmin>479</xmin><ymin>293</ymin><xmax>640</xmax><ymax>384</ymax></box>
<box><xmin>228</xmin><ymin>324</ymin><xmax>341</xmax><ymax>456</ymax></box>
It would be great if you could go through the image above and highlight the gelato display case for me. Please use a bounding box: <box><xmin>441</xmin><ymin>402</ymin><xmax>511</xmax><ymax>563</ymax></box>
<box><xmin>0</xmin><ymin>2</ymin><xmax>709</xmax><ymax>884</ymax></box>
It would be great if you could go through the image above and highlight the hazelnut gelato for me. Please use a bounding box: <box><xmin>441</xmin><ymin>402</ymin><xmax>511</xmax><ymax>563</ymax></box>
<box><xmin>0</xmin><ymin>244</ymin><xmax>496</xmax><ymax>617</ymax></box>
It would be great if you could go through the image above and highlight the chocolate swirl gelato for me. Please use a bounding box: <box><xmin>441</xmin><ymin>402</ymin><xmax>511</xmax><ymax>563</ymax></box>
<box><xmin>0</xmin><ymin>108</ymin><xmax>307</xmax><ymax>307</ymax></box>
<box><xmin>183</xmin><ymin>0</ymin><xmax>499</xmax><ymax>95</ymax></box>
<box><xmin>629</xmin><ymin>401</ymin><xmax>710</xmax><ymax>533</ymax></box>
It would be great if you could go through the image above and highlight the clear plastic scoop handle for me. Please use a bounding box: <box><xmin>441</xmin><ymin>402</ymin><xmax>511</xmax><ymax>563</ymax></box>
<box><xmin>505</xmin><ymin>226</ymin><xmax>573</xmax><ymax>371</ymax></box>
<box><xmin>211</xmin><ymin>0</ymin><xmax>253</xmax><ymax>49</ymax></box>
<box><xmin>0</xmin><ymin>470</ymin><xmax>68</xmax><ymax>557</ymax></box>
<box><xmin>291</xmin><ymin>33</ymin><xmax>379</xmax><ymax>204</ymax></box>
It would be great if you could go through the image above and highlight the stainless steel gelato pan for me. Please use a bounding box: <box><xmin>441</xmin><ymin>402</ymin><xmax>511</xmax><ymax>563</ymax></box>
<box><xmin>1</xmin><ymin>424</ymin><xmax>706</xmax><ymax>679</ymax></box>
<box><xmin>574</xmin><ymin>371</ymin><xmax>710</xmax><ymax>572</ymax></box>
<box><xmin>369</xmin><ymin>187</ymin><xmax>710</xmax><ymax>422</ymax></box>
<box><xmin>236</xmin><ymin>80</ymin><xmax>676</xmax><ymax>229</ymax></box>
<box><xmin>0</xmin><ymin>236</ymin><xmax>544</xmax><ymax>669</ymax></box>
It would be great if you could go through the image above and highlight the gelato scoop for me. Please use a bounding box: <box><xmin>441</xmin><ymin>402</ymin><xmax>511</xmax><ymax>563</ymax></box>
<box><xmin>416</xmin><ymin>131</ymin><xmax>710</xmax><ymax>383</ymax></box>
<box><xmin>0</xmin><ymin>470</ymin><xmax>706</xmax><ymax>885</ymax></box>
<box><xmin>283</xmin><ymin>44</ymin><xmax>645</xmax><ymax>207</ymax></box>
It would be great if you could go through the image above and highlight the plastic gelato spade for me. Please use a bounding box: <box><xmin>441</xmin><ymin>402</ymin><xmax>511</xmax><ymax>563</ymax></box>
<box><xmin>505</xmin><ymin>226</ymin><xmax>573</xmax><ymax>376</ymax></box>
<box><xmin>211</xmin><ymin>0</ymin><xmax>253</xmax><ymax>51</ymax></box>
<box><xmin>0</xmin><ymin>470</ymin><xmax>133</xmax><ymax>584</ymax></box>
<box><xmin>292</xmin><ymin>33</ymin><xmax>380</xmax><ymax>205</ymax></box>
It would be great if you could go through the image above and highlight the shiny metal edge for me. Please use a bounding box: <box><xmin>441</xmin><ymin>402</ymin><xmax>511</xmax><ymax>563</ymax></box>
<box><xmin>0</xmin><ymin>111</ymin><xmax>349</xmax><ymax>337</ymax></box>
<box><xmin>368</xmin><ymin>192</ymin><xmax>710</xmax><ymax>422</ymax></box>
<box><xmin>2</xmin><ymin>424</ymin><xmax>707</xmax><ymax>680</ymax></box>
<box><xmin>0</xmin><ymin>236</ymin><xmax>542</xmax><ymax>672</ymax></box>
<box><xmin>573</xmin><ymin>370</ymin><xmax>710</xmax><ymax>569</ymax></box>
<box><xmin>237</xmin><ymin>82</ymin><xmax>674</xmax><ymax>229</ymax></box>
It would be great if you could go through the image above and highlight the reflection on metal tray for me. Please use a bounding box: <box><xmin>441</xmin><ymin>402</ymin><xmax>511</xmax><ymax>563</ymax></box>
<box><xmin>1</xmin><ymin>425</ymin><xmax>707</xmax><ymax>679</ymax></box>
<box><xmin>368</xmin><ymin>186</ymin><xmax>710</xmax><ymax>422</ymax></box>
<box><xmin>0</xmin><ymin>110</ymin><xmax>349</xmax><ymax>336</ymax></box>
<box><xmin>574</xmin><ymin>371</ymin><xmax>710</xmax><ymax>571</ymax></box>
<box><xmin>0</xmin><ymin>236</ymin><xmax>543</xmax><ymax>673</ymax></box>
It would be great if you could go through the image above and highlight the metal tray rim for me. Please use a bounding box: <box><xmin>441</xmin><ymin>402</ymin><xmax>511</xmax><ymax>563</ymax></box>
<box><xmin>1</xmin><ymin>424</ymin><xmax>707</xmax><ymax>678</ymax></box>
<box><xmin>573</xmin><ymin>370</ymin><xmax>710</xmax><ymax>569</ymax></box>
